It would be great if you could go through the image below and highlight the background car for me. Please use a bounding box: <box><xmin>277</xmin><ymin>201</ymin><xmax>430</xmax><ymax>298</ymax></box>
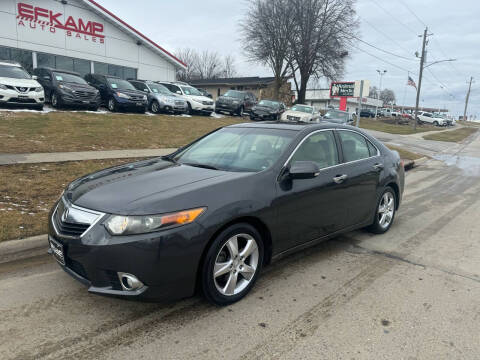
<box><xmin>0</xmin><ymin>60</ymin><xmax>44</xmax><ymax>110</ymax></box>
<box><xmin>215</xmin><ymin>90</ymin><xmax>257</xmax><ymax>116</ymax></box>
<box><xmin>281</xmin><ymin>104</ymin><xmax>319</xmax><ymax>122</ymax></box>
<box><xmin>416</xmin><ymin>111</ymin><xmax>447</xmax><ymax>126</ymax></box>
<box><xmin>34</xmin><ymin>68</ymin><xmax>100</xmax><ymax>111</ymax></box>
<box><xmin>85</xmin><ymin>74</ymin><xmax>147</xmax><ymax>113</ymax></box>
<box><xmin>158</xmin><ymin>81</ymin><xmax>214</xmax><ymax>115</ymax></box>
<box><xmin>321</xmin><ymin>109</ymin><xmax>354</xmax><ymax>125</ymax></box>
<box><xmin>249</xmin><ymin>99</ymin><xmax>285</xmax><ymax>121</ymax></box>
<box><xmin>129</xmin><ymin>79</ymin><xmax>187</xmax><ymax>114</ymax></box>
<box><xmin>359</xmin><ymin>108</ymin><xmax>376</xmax><ymax>118</ymax></box>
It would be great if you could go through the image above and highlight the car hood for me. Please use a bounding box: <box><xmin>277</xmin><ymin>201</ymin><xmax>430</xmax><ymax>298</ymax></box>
<box><xmin>188</xmin><ymin>95</ymin><xmax>212</xmax><ymax>103</ymax></box>
<box><xmin>66</xmin><ymin>158</ymin><xmax>247</xmax><ymax>215</ymax></box>
<box><xmin>253</xmin><ymin>105</ymin><xmax>276</xmax><ymax>112</ymax></box>
<box><xmin>0</xmin><ymin>77</ymin><xmax>40</xmax><ymax>88</ymax></box>
<box><xmin>152</xmin><ymin>93</ymin><xmax>181</xmax><ymax>101</ymax></box>
<box><xmin>59</xmin><ymin>82</ymin><xmax>97</xmax><ymax>92</ymax></box>
<box><xmin>115</xmin><ymin>89</ymin><xmax>146</xmax><ymax>97</ymax></box>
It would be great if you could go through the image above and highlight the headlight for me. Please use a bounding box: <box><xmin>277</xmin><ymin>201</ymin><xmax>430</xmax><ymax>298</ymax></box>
<box><xmin>35</xmin><ymin>87</ymin><xmax>43</xmax><ymax>92</ymax></box>
<box><xmin>104</xmin><ymin>207</ymin><xmax>206</xmax><ymax>235</ymax></box>
<box><xmin>232</xmin><ymin>100</ymin><xmax>240</xmax><ymax>104</ymax></box>
<box><xmin>142</xmin><ymin>95</ymin><xmax>147</xmax><ymax>100</ymax></box>
<box><xmin>59</xmin><ymin>84</ymin><xmax>74</xmax><ymax>92</ymax></box>
<box><xmin>116</xmin><ymin>92</ymin><xmax>130</xmax><ymax>99</ymax></box>
<box><xmin>0</xmin><ymin>84</ymin><xmax>7</xmax><ymax>90</ymax></box>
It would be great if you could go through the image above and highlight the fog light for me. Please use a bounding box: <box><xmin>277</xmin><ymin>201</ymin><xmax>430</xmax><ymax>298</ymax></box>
<box><xmin>118</xmin><ymin>272</ymin><xmax>144</xmax><ymax>291</ymax></box>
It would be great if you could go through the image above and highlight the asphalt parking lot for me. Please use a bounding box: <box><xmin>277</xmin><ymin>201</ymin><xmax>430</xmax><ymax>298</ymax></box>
<box><xmin>1</xmin><ymin>131</ymin><xmax>479</xmax><ymax>360</ymax></box>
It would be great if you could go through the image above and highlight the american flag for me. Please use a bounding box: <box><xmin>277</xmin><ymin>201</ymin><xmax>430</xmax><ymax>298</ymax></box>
<box><xmin>407</xmin><ymin>76</ymin><xmax>417</xmax><ymax>90</ymax></box>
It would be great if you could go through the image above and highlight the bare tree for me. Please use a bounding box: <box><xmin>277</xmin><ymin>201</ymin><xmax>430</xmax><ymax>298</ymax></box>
<box><xmin>380</xmin><ymin>89</ymin><xmax>396</xmax><ymax>105</ymax></box>
<box><xmin>221</xmin><ymin>55</ymin><xmax>237</xmax><ymax>78</ymax></box>
<box><xmin>288</xmin><ymin>0</ymin><xmax>359</xmax><ymax>103</ymax></box>
<box><xmin>195</xmin><ymin>50</ymin><xmax>223</xmax><ymax>79</ymax></box>
<box><xmin>240</xmin><ymin>0</ymin><xmax>294</xmax><ymax>99</ymax></box>
<box><xmin>174</xmin><ymin>48</ymin><xmax>199</xmax><ymax>82</ymax></box>
<box><xmin>370</xmin><ymin>85</ymin><xmax>379</xmax><ymax>99</ymax></box>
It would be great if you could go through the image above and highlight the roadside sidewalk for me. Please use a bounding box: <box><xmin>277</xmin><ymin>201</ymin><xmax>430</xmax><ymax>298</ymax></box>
<box><xmin>0</xmin><ymin>148</ymin><xmax>177</xmax><ymax>165</ymax></box>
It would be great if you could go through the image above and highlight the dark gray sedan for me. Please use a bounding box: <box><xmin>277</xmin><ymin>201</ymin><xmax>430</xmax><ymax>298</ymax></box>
<box><xmin>48</xmin><ymin>122</ymin><xmax>404</xmax><ymax>305</ymax></box>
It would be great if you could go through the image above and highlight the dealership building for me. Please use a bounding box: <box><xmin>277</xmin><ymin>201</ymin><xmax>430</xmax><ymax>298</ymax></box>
<box><xmin>0</xmin><ymin>0</ymin><xmax>186</xmax><ymax>80</ymax></box>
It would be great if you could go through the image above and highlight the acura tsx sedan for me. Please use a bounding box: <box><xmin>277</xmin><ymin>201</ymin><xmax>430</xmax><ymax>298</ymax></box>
<box><xmin>48</xmin><ymin>122</ymin><xmax>404</xmax><ymax>305</ymax></box>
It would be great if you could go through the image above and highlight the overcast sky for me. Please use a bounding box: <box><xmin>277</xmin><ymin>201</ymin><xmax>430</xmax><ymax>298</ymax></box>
<box><xmin>97</xmin><ymin>0</ymin><xmax>479</xmax><ymax>118</ymax></box>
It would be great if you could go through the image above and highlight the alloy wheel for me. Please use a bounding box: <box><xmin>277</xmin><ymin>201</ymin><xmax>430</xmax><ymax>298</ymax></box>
<box><xmin>378</xmin><ymin>192</ymin><xmax>395</xmax><ymax>229</ymax></box>
<box><xmin>51</xmin><ymin>94</ymin><xmax>58</xmax><ymax>107</ymax></box>
<box><xmin>152</xmin><ymin>101</ymin><xmax>159</xmax><ymax>113</ymax></box>
<box><xmin>108</xmin><ymin>99</ymin><xmax>115</xmax><ymax>111</ymax></box>
<box><xmin>213</xmin><ymin>233</ymin><xmax>259</xmax><ymax>296</ymax></box>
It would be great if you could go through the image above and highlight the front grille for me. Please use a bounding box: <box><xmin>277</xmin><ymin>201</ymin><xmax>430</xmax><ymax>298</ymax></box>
<box><xmin>53</xmin><ymin>209</ymin><xmax>90</xmax><ymax>237</ymax></box>
<box><xmin>15</xmin><ymin>86</ymin><xmax>30</xmax><ymax>93</ymax></box>
<box><xmin>74</xmin><ymin>90</ymin><xmax>96</xmax><ymax>100</ymax></box>
<box><xmin>202</xmin><ymin>100</ymin><xmax>214</xmax><ymax>105</ymax></box>
<box><xmin>175</xmin><ymin>100</ymin><xmax>185</xmax><ymax>106</ymax></box>
<box><xmin>8</xmin><ymin>98</ymin><xmax>36</xmax><ymax>103</ymax></box>
<box><xmin>129</xmin><ymin>95</ymin><xmax>144</xmax><ymax>101</ymax></box>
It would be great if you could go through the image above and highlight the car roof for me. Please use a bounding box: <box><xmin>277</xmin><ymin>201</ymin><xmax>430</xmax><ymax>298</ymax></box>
<box><xmin>227</xmin><ymin>121</ymin><xmax>353</xmax><ymax>131</ymax></box>
<box><xmin>0</xmin><ymin>60</ymin><xmax>21</xmax><ymax>67</ymax></box>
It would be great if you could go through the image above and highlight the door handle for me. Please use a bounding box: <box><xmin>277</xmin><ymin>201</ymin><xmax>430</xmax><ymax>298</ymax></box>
<box><xmin>333</xmin><ymin>174</ymin><xmax>348</xmax><ymax>184</ymax></box>
<box><xmin>373</xmin><ymin>163</ymin><xmax>384</xmax><ymax>171</ymax></box>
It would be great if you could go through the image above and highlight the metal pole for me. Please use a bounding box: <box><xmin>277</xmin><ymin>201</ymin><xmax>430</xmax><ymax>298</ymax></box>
<box><xmin>463</xmin><ymin>76</ymin><xmax>473</xmax><ymax>121</ymax></box>
<box><xmin>356</xmin><ymin>80</ymin><xmax>364</xmax><ymax>127</ymax></box>
<box><xmin>375</xmin><ymin>70</ymin><xmax>386</xmax><ymax>118</ymax></box>
<box><xmin>414</xmin><ymin>27</ymin><xmax>428</xmax><ymax>131</ymax></box>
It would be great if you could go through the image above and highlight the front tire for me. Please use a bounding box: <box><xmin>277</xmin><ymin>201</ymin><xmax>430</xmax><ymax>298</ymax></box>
<box><xmin>201</xmin><ymin>223</ymin><xmax>264</xmax><ymax>306</ymax></box>
<box><xmin>51</xmin><ymin>93</ymin><xmax>60</xmax><ymax>108</ymax></box>
<box><xmin>238</xmin><ymin>106</ymin><xmax>244</xmax><ymax>117</ymax></box>
<box><xmin>187</xmin><ymin>102</ymin><xmax>193</xmax><ymax>115</ymax></box>
<box><xmin>368</xmin><ymin>187</ymin><xmax>396</xmax><ymax>234</ymax></box>
<box><xmin>151</xmin><ymin>100</ymin><xmax>160</xmax><ymax>114</ymax></box>
<box><xmin>107</xmin><ymin>97</ymin><xmax>118</xmax><ymax>112</ymax></box>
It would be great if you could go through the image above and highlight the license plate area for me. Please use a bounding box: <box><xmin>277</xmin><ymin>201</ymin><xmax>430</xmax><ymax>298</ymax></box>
<box><xmin>49</xmin><ymin>237</ymin><xmax>65</xmax><ymax>265</ymax></box>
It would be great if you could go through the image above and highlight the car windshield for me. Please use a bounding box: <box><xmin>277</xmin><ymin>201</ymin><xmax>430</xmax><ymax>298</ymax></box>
<box><xmin>107</xmin><ymin>78</ymin><xmax>136</xmax><ymax>90</ymax></box>
<box><xmin>173</xmin><ymin>127</ymin><xmax>296</xmax><ymax>172</ymax></box>
<box><xmin>323</xmin><ymin>110</ymin><xmax>349</xmax><ymax>122</ymax></box>
<box><xmin>181</xmin><ymin>86</ymin><xmax>202</xmax><ymax>96</ymax></box>
<box><xmin>0</xmin><ymin>64</ymin><xmax>31</xmax><ymax>79</ymax></box>
<box><xmin>148</xmin><ymin>83</ymin><xmax>172</xmax><ymax>95</ymax></box>
<box><xmin>223</xmin><ymin>90</ymin><xmax>245</xmax><ymax>99</ymax></box>
<box><xmin>291</xmin><ymin>105</ymin><xmax>313</xmax><ymax>114</ymax></box>
<box><xmin>258</xmin><ymin>100</ymin><xmax>279</xmax><ymax>108</ymax></box>
<box><xmin>53</xmin><ymin>72</ymin><xmax>87</xmax><ymax>85</ymax></box>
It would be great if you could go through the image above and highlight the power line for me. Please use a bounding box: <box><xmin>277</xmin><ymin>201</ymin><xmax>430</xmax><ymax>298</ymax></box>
<box><xmin>369</xmin><ymin>0</ymin><xmax>418</xmax><ymax>36</ymax></box>
<box><xmin>351</xmin><ymin>35</ymin><xmax>419</xmax><ymax>62</ymax></box>
<box><xmin>396</xmin><ymin>0</ymin><xmax>427</xmax><ymax>27</ymax></box>
<box><xmin>350</xmin><ymin>43</ymin><xmax>417</xmax><ymax>74</ymax></box>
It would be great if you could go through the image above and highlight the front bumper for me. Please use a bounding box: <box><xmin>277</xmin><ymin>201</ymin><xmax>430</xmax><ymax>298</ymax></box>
<box><xmin>215</xmin><ymin>102</ymin><xmax>240</xmax><ymax>113</ymax></box>
<box><xmin>115</xmin><ymin>95</ymin><xmax>147</xmax><ymax>109</ymax></box>
<box><xmin>48</xmin><ymin>204</ymin><xmax>207</xmax><ymax>301</ymax></box>
<box><xmin>160</xmin><ymin>101</ymin><xmax>188</xmax><ymax>113</ymax></box>
<box><xmin>251</xmin><ymin>110</ymin><xmax>277</xmax><ymax>120</ymax></box>
<box><xmin>59</xmin><ymin>92</ymin><xmax>101</xmax><ymax>107</ymax></box>
<box><xmin>190</xmin><ymin>101</ymin><xmax>214</xmax><ymax>112</ymax></box>
<box><xmin>0</xmin><ymin>89</ymin><xmax>44</xmax><ymax>105</ymax></box>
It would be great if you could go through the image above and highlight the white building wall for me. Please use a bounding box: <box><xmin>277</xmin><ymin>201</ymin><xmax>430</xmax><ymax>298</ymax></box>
<box><xmin>0</xmin><ymin>0</ymin><xmax>177</xmax><ymax>81</ymax></box>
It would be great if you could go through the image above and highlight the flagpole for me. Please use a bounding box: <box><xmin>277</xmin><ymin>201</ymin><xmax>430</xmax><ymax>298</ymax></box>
<box><xmin>401</xmin><ymin>72</ymin><xmax>408</xmax><ymax>115</ymax></box>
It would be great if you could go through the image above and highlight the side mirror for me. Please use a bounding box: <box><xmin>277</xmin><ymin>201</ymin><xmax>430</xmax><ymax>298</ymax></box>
<box><xmin>32</xmin><ymin>75</ymin><xmax>38</xmax><ymax>80</ymax></box>
<box><xmin>143</xmin><ymin>88</ymin><xmax>149</xmax><ymax>93</ymax></box>
<box><xmin>289</xmin><ymin>161</ymin><xmax>320</xmax><ymax>179</ymax></box>
<box><xmin>176</xmin><ymin>90</ymin><xmax>182</xmax><ymax>94</ymax></box>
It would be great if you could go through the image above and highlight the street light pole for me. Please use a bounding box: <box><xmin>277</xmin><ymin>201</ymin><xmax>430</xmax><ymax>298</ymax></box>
<box><xmin>375</xmin><ymin>69</ymin><xmax>387</xmax><ymax>118</ymax></box>
<box><xmin>463</xmin><ymin>76</ymin><xmax>473</xmax><ymax>121</ymax></box>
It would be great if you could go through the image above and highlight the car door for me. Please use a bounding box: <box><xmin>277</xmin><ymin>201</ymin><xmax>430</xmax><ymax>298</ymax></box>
<box><xmin>274</xmin><ymin>130</ymin><xmax>347</xmax><ymax>253</ymax></box>
<box><xmin>335</xmin><ymin>130</ymin><xmax>382</xmax><ymax>228</ymax></box>
<box><xmin>37</xmin><ymin>69</ymin><xmax>53</xmax><ymax>100</ymax></box>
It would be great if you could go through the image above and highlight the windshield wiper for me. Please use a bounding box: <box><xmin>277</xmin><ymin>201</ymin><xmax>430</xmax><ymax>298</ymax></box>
<box><xmin>161</xmin><ymin>155</ymin><xmax>177</xmax><ymax>164</ymax></box>
<box><xmin>182</xmin><ymin>162</ymin><xmax>220</xmax><ymax>170</ymax></box>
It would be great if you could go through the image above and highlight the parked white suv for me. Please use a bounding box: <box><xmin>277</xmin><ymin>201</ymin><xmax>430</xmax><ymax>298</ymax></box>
<box><xmin>158</xmin><ymin>81</ymin><xmax>214</xmax><ymax>115</ymax></box>
<box><xmin>417</xmin><ymin>111</ymin><xmax>447</xmax><ymax>126</ymax></box>
<box><xmin>0</xmin><ymin>61</ymin><xmax>44</xmax><ymax>110</ymax></box>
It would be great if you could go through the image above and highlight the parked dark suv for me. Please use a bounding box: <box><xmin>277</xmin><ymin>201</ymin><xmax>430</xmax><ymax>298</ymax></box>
<box><xmin>84</xmin><ymin>74</ymin><xmax>147</xmax><ymax>113</ymax></box>
<box><xmin>33</xmin><ymin>68</ymin><xmax>101</xmax><ymax>110</ymax></box>
<box><xmin>359</xmin><ymin>108</ymin><xmax>376</xmax><ymax>118</ymax></box>
<box><xmin>215</xmin><ymin>90</ymin><xmax>257</xmax><ymax>116</ymax></box>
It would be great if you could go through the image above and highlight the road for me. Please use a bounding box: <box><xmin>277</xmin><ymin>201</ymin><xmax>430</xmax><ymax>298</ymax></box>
<box><xmin>1</xmin><ymin>131</ymin><xmax>479</xmax><ymax>360</ymax></box>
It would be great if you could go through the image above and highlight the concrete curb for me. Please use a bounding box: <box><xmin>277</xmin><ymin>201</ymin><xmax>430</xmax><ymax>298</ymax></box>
<box><xmin>0</xmin><ymin>234</ymin><xmax>48</xmax><ymax>265</ymax></box>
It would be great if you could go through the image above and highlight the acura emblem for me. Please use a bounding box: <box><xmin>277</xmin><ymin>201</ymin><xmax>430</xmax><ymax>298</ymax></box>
<box><xmin>62</xmin><ymin>208</ymin><xmax>69</xmax><ymax>222</ymax></box>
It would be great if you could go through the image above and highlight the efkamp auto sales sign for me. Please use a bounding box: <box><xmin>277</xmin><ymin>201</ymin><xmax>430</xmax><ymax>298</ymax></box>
<box><xmin>16</xmin><ymin>2</ymin><xmax>105</xmax><ymax>44</ymax></box>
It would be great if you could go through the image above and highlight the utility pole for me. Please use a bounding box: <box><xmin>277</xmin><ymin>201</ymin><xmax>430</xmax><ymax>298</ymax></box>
<box><xmin>463</xmin><ymin>76</ymin><xmax>473</xmax><ymax>121</ymax></box>
<box><xmin>356</xmin><ymin>80</ymin><xmax>364</xmax><ymax>127</ymax></box>
<box><xmin>375</xmin><ymin>70</ymin><xmax>387</xmax><ymax>118</ymax></box>
<box><xmin>414</xmin><ymin>27</ymin><xmax>428</xmax><ymax>131</ymax></box>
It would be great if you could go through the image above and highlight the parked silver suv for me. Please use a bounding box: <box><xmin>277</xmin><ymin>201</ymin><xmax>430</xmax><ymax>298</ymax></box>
<box><xmin>129</xmin><ymin>80</ymin><xmax>187</xmax><ymax>114</ymax></box>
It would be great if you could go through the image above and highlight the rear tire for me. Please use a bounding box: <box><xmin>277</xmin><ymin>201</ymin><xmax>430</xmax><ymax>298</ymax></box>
<box><xmin>107</xmin><ymin>97</ymin><xmax>117</xmax><ymax>112</ymax></box>
<box><xmin>238</xmin><ymin>106</ymin><xmax>244</xmax><ymax>117</ymax></box>
<box><xmin>433</xmin><ymin>121</ymin><xmax>439</xmax><ymax>126</ymax></box>
<box><xmin>368</xmin><ymin>187</ymin><xmax>396</xmax><ymax>234</ymax></box>
<box><xmin>201</xmin><ymin>223</ymin><xmax>264</xmax><ymax>306</ymax></box>
<box><xmin>51</xmin><ymin>93</ymin><xmax>60</xmax><ymax>108</ymax></box>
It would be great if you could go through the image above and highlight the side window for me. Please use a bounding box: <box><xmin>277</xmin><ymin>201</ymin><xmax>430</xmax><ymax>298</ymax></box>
<box><xmin>338</xmin><ymin>131</ymin><xmax>371</xmax><ymax>162</ymax></box>
<box><xmin>290</xmin><ymin>131</ymin><xmax>339</xmax><ymax>169</ymax></box>
<box><xmin>367</xmin><ymin>140</ymin><xmax>378</xmax><ymax>157</ymax></box>
<box><xmin>171</xmin><ymin>85</ymin><xmax>181</xmax><ymax>94</ymax></box>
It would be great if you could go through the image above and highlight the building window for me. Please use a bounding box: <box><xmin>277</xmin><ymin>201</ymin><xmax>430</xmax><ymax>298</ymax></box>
<box><xmin>123</xmin><ymin>67</ymin><xmax>136</xmax><ymax>80</ymax></box>
<box><xmin>93</xmin><ymin>62</ymin><xmax>108</xmax><ymax>75</ymax></box>
<box><xmin>217</xmin><ymin>88</ymin><xmax>220</xmax><ymax>97</ymax></box>
<box><xmin>37</xmin><ymin>53</ymin><xmax>55</xmax><ymax>68</ymax></box>
<box><xmin>55</xmin><ymin>55</ymin><xmax>74</xmax><ymax>72</ymax></box>
<box><xmin>0</xmin><ymin>46</ymin><xmax>33</xmax><ymax>73</ymax></box>
<box><xmin>73</xmin><ymin>59</ymin><xmax>90</xmax><ymax>77</ymax></box>
<box><xmin>93</xmin><ymin>61</ymin><xmax>136</xmax><ymax>80</ymax></box>
<box><xmin>108</xmin><ymin>64</ymin><xmax>123</xmax><ymax>78</ymax></box>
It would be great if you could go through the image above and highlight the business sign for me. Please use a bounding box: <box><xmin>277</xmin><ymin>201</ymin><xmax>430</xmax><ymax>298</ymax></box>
<box><xmin>16</xmin><ymin>2</ymin><xmax>105</xmax><ymax>43</ymax></box>
<box><xmin>330</xmin><ymin>81</ymin><xmax>370</xmax><ymax>98</ymax></box>
<box><xmin>330</xmin><ymin>82</ymin><xmax>355</xmax><ymax>97</ymax></box>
